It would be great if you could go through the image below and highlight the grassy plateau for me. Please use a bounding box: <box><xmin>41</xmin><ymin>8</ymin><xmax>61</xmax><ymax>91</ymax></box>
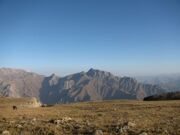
<box><xmin>0</xmin><ymin>98</ymin><xmax>179</xmax><ymax>135</ymax></box>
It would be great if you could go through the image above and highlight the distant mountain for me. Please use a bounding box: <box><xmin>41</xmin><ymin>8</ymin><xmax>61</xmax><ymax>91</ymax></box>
<box><xmin>0</xmin><ymin>68</ymin><xmax>166</xmax><ymax>104</ymax></box>
<box><xmin>136</xmin><ymin>74</ymin><xmax>180</xmax><ymax>92</ymax></box>
<box><xmin>144</xmin><ymin>91</ymin><xmax>180</xmax><ymax>101</ymax></box>
<box><xmin>0</xmin><ymin>68</ymin><xmax>44</xmax><ymax>98</ymax></box>
<box><xmin>40</xmin><ymin>68</ymin><xmax>165</xmax><ymax>104</ymax></box>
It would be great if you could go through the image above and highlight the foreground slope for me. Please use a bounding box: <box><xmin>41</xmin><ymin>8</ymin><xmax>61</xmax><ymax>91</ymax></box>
<box><xmin>0</xmin><ymin>97</ymin><xmax>179</xmax><ymax>135</ymax></box>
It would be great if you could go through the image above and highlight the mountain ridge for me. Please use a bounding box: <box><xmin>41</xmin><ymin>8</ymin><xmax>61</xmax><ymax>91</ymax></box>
<box><xmin>136</xmin><ymin>74</ymin><xmax>180</xmax><ymax>92</ymax></box>
<box><xmin>0</xmin><ymin>68</ymin><xmax>166</xmax><ymax>104</ymax></box>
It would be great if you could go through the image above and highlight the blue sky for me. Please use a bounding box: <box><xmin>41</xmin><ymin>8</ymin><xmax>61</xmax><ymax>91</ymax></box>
<box><xmin>0</xmin><ymin>0</ymin><xmax>180</xmax><ymax>76</ymax></box>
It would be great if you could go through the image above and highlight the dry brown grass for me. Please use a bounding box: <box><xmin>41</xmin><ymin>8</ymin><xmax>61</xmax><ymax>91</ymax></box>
<box><xmin>0</xmin><ymin>98</ymin><xmax>179</xmax><ymax>135</ymax></box>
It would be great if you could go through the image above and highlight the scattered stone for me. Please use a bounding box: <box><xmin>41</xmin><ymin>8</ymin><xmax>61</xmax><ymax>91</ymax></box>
<box><xmin>94</xmin><ymin>130</ymin><xmax>103</xmax><ymax>135</ymax></box>
<box><xmin>9</xmin><ymin>121</ymin><xmax>15</xmax><ymax>124</ymax></box>
<box><xmin>16</xmin><ymin>124</ymin><xmax>23</xmax><ymax>129</ymax></box>
<box><xmin>122</xmin><ymin>125</ymin><xmax>129</xmax><ymax>130</ymax></box>
<box><xmin>2</xmin><ymin>118</ymin><xmax>6</xmax><ymax>122</ymax></box>
<box><xmin>19</xmin><ymin>120</ymin><xmax>26</xmax><ymax>125</ymax></box>
<box><xmin>49</xmin><ymin>119</ymin><xmax>64</xmax><ymax>124</ymax></box>
<box><xmin>119</xmin><ymin>127</ymin><xmax>124</xmax><ymax>133</ymax></box>
<box><xmin>49</xmin><ymin>119</ymin><xmax>55</xmax><ymax>124</ymax></box>
<box><xmin>128</xmin><ymin>122</ymin><xmax>136</xmax><ymax>127</ymax></box>
<box><xmin>164</xmin><ymin>130</ymin><xmax>169</xmax><ymax>134</ymax></box>
<box><xmin>32</xmin><ymin>118</ymin><xmax>36</xmax><ymax>122</ymax></box>
<box><xmin>139</xmin><ymin>132</ymin><xmax>148</xmax><ymax>135</ymax></box>
<box><xmin>54</xmin><ymin>120</ymin><xmax>61</xmax><ymax>125</ymax></box>
<box><xmin>30</xmin><ymin>118</ymin><xmax>37</xmax><ymax>125</ymax></box>
<box><xmin>2</xmin><ymin>130</ymin><xmax>10</xmax><ymax>135</ymax></box>
<box><xmin>19</xmin><ymin>116</ymin><xmax>24</xmax><ymax>120</ymax></box>
<box><xmin>113</xmin><ymin>108</ymin><xmax>117</xmax><ymax>111</ymax></box>
<box><xmin>62</xmin><ymin>117</ymin><xmax>72</xmax><ymax>122</ymax></box>
<box><xmin>83</xmin><ymin>119</ymin><xmax>91</xmax><ymax>126</ymax></box>
<box><xmin>119</xmin><ymin>126</ymin><xmax>129</xmax><ymax>134</ymax></box>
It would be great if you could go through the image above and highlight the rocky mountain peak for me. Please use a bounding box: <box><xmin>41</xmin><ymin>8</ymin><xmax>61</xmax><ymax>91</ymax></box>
<box><xmin>49</xmin><ymin>73</ymin><xmax>58</xmax><ymax>78</ymax></box>
<box><xmin>87</xmin><ymin>68</ymin><xmax>111</xmax><ymax>77</ymax></box>
<box><xmin>48</xmin><ymin>73</ymin><xmax>59</xmax><ymax>86</ymax></box>
<box><xmin>87</xmin><ymin>68</ymin><xmax>97</xmax><ymax>76</ymax></box>
<box><xmin>120</xmin><ymin>77</ymin><xmax>138</xmax><ymax>84</ymax></box>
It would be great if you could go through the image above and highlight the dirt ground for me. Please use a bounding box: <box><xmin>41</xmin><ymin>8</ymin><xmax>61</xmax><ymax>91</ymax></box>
<box><xmin>0</xmin><ymin>98</ymin><xmax>179</xmax><ymax>135</ymax></box>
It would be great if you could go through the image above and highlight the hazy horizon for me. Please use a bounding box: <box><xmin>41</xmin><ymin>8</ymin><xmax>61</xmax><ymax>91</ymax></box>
<box><xmin>1</xmin><ymin>66</ymin><xmax>180</xmax><ymax>78</ymax></box>
<box><xmin>1</xmin><ymin>0</ymin><xmax>180</xmax><ymax>76</ymax></box>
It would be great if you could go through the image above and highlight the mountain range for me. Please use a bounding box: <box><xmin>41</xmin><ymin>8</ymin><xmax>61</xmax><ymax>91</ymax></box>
<box><xmin>136</xmin><ymin>74</ymin><xmax>180</xmax><ymax>92</ymax></box>
<box><xmin>0</xmin><ymin>68</ymin><xmax>166</xmax><ymax>104</ymax></box>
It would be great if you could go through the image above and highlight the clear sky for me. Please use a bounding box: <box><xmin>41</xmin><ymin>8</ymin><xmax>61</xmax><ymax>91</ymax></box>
<box><xmin>0</xmin><ymin>0</ymin><xmax>180</xmax><ymax>76</ymax></box>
